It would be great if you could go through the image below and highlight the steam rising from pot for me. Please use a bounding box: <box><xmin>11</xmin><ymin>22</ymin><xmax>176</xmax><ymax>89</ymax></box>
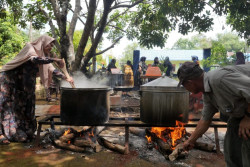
<box><xmin>61</xmin><ymin>71</ymin><xmax>109</xmax><ymax>88</ymax></box>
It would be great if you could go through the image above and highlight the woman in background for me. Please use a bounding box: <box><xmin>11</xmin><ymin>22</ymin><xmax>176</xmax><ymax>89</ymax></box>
<box><xmin>124</xmin><ymin>60</ymin><xmax>134</xmax><ymax>87</ymax></box>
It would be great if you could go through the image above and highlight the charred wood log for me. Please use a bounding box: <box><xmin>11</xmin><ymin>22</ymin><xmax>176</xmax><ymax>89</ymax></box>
<box><xmin>73</xmin><ymin>138</ymin><xmax>96</xmax><ymax>148</ymax></box>
<box><xmin>54</xmin><ymin>139</ymin><xmax>86</xmax><ymax>152</ymax></box>
<box><xmin>194</xmin><ymin>141</ymin><xmax>215</xmax><ymax>152</ymax></box>
<box><xmin>129</xmin><ymin>127</ymin><xmax>146</xmax><ymax>137</ymax></box>
<box><xmin>97</xmin><ymin>137</ymin><xmax>126</xmax><ymax>154</ymax></box>
<box><xmin>59</xmin><ymin>133</ymin><xmax>75</xmax><ymax>143</ymax></box>
<box><xmin>145</xmin><ymin>128</ymin><xmax>172</xmax><ymax>155</ymax></box>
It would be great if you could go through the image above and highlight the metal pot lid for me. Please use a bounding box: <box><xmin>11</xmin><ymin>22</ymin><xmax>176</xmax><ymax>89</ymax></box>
<box><xmin>140</xmin><ymin>76</ymin><xmax>187</xmax><ymax>92</ymax></box>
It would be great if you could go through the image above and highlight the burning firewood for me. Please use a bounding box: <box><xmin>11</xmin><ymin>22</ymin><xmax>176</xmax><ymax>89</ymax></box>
<box><xmin>97</xmin><ymin>137</ymin><xmax>126</xmax><ymax>154</ymax></box>
<box><xmin>54</xmin><ymin>139</ymin><xmax>86</xmax><ymax>152</ymax></box>
<box><xmin>59</xmin><ymin>133</ymin><xmax>75</xmax><ymax>143</ymax></box>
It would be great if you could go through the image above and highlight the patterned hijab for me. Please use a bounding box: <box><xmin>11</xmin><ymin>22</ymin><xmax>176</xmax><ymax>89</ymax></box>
<box><xmin>0</xmin><ymin>35</ymin><xmax>55</xmax><ymax>88</ymax></box>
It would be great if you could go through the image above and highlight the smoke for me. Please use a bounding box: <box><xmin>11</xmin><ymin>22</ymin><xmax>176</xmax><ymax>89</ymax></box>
<box><xmin>61</xmin><ymin>71</ymin><xmax>109</xmax><ymax>88</ymax></box>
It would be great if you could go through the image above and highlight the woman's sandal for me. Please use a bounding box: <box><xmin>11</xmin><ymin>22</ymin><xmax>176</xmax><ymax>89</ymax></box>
<box><xmin>0</xmin><ymin>135</ymin><xmax>10</xmax><ymax>145</ymax></box>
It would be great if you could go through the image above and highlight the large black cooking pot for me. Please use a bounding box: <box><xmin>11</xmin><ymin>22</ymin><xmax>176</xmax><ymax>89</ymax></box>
<box><xmin>60</xmin><ymin>87</ymin><xmax>111</xmax><ymax>125</ymax></box>
<box><xmin>140</xmin><ymin>77</ymin><xmax>189</xmax><ymax>126</ymax></box>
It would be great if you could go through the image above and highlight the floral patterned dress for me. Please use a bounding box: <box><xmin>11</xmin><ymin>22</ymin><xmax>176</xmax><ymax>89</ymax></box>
<box><xmin>0</xmin><ymin>57</ymin><xmax>53</xmax><ymax>142</ymax></box>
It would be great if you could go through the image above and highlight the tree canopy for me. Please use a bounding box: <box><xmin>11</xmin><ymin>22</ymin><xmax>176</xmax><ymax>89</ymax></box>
<box><xmin>0</xmin><ymin>0</ymin><xmax>249</xmax><ymax>72</ymax></box>
<box><xmin>0</xmin><ymin>14</ymin><xmax>27</xmax><ymax>65</ymax></box>
<box><xmin>172</xmin><ymin>32</ymin><xmax>245</xmax><ymax>52</ymax></box>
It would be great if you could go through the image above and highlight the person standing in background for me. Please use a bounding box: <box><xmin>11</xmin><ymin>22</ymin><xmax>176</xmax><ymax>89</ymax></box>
<box><xmin>163</xmin><ymin>56</ymin><xmax>173</xmax><ymax>77</ymax></box>
<box><xmin>107</xmin><ymin>59</ymin><xmax>117</xmax><ymax>73</ymax></box>
<box><xmin>124</xmin><ymin>60</ymin><xmax>134</xmax><ymax>87</ymax></box>
<box><xmin>235</xmin><ymin>52</ymin><xmax>245</xmax><ymax>65</ymax></box>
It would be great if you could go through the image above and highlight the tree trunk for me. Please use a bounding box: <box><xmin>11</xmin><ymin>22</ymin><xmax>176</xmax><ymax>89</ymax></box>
<box><xmin>59</xmin><ymin>0</ymin><xmax>70</xmax><ymax>69</ymax></box>
<box><xmin>81</xmin><ymin>0</ymin><xmax>114</xmax><ymax>72</ymax></box>
<box><xmin>67</xmin><ymin>0</ymin><xmax>81</xmax><ymax>68</ymax></box>
<box><xmin>72</xmin><ymin>0</ymin><xmax>97</xmax><ymax>71</ymax></box>
<box><xmin>92</xmin><ymin>55</ymin><xmax>96</xmax><ymax>73</ymax></box>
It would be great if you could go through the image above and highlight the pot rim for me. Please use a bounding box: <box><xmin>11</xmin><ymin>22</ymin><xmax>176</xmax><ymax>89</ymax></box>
<box><xmin>61</xmin><ymin>86</ymin><xmax>112</xmax><ymax>91</ymax></box>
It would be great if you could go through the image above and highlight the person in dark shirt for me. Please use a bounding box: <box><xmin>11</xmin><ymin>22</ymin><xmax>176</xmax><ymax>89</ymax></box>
<box><xmin>163</xmin><ymin>56</ymin><xmax>173</xmax><ymax>77</ymax></box>
<box><xmin>107</xmin><ymin>59</ymin><xmax>117</xmax><ymax>73</ymax></box>
<box><xmin>235</xmin><ymin>52</ymin><xmax>245</xmax><ymax>65</ymax></box>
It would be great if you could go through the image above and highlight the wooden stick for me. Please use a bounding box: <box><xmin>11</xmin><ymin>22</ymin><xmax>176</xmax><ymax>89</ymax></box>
<box><xmin>97</xmin><ymin>137</ymin><xmax>126</xmax><ymax>154</ymax></box>
<box><xmin>54</xmin><ymin>58</ymin><xmax>76</xmax><ymax>88</ymax></box>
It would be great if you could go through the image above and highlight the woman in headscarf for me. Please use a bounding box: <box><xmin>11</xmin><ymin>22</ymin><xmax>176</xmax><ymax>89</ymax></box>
<box><xmin>235</xmin><ymin>52</ymin><xmax>245</xmax><ymax>65</ymax></box>
<box><xmin>152</xmin><ymin>57</ymin><xmax>160</xmax><ymax>67</ymax></box>
<box><xmin>163</xmin><ymin>56</ymin><xmax>173</xmax><ymax>77</ymax></box>
<box><xmin>0</xmin><ymin>35</ymin><xmax>73</xmax><ymax>144</ymax></box>
<box><xmin>124</xmin><ymin>60</ymin><xmax>134</xmax><ymax>87</ymax></box>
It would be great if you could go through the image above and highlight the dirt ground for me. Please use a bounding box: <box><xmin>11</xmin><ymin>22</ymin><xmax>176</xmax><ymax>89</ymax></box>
<box><xmin>0</xmin><ymin>91</ymin><xmax>227</xmax><ymax>167</ymax></box>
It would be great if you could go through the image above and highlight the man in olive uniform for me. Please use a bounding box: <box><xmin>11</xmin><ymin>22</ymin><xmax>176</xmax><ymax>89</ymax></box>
<box><xmin>177</xmin><ymin>62</ymin><xmax>250</xmax><ymax>167</ymax></box>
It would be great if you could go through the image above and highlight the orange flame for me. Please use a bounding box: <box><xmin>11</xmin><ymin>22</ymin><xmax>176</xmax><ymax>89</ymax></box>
<box><xmin>68</xmin><ymin>141</ymin><xmax>71</xmax><ymax>144</ymax></box>
<box><xmin>145</xmin><ymin>136</ymin><xmax>152</xmax><ymax>143</ymax></box>
<box><xmin>63</xmin><ymin>129</ymin><xmax>71</xmax><ymax>136</ymax></box>
<box><xmin>89</xmin><ymin>130</ymin><xmax>94</xmax><ymax>137</ymax></box>
<box><xmin>146</xmin><ymin>121</ymin><xmax>186</xmax><ymax>150</ymax></box>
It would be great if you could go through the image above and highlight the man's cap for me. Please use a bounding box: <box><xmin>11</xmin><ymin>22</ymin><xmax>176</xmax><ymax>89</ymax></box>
<box><xmin>177</xmin><ymin>62</ymin><xmax>204</xmax><ymax>87</ymax></box>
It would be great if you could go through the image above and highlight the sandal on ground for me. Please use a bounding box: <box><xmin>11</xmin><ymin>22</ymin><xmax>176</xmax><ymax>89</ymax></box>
<box><xmin>0</xmin><ymin>135</ymin><xmax>10</xmax><ymax>145</ymax></box>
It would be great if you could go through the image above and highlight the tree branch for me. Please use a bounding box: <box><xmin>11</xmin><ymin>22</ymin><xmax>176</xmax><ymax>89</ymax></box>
<box><xmin>73</xmin><ymin>0</ymin><xmax>97</xmax><ymax>71</ymax></box>
<box><xmin>106</xmin><ymin>8</ymin><xmax>129</xmax><ymax>26</ymax></box>
<box><xmin>107</xmin><ymin>24</ymin><xmax>126</xmax><ymax>32</ymax></box>
<box><xmin>68</xmin><ymin>0</ymin><xmax>82</xmax><ymax>39</ymax></box>
<box><xmin>95</xmin><ymin>36</ymin><xmax>123</xmax><ymax>56</ymax></box>
<box><xmin>110</xmin><ymin>0</ymin><xmax>143</xmax><ymax>10</ymax></box>
<box><xmin>50</xmin><ymin>0</ymin><xmax>61</xmax><ymax>27</ymax></box>
<box><xmin>68</xmin><ymin>8</ymin><xmax>85</xmax><ymax>25</ymax></box>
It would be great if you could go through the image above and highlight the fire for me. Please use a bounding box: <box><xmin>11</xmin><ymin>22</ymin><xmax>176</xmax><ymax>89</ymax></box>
<box><xmin>63</xmin><ymin>129</ymin><xmax>71</xmax><ymax>136</ymax></box>
<box><xmin>145</xmin><ymin>136</ymin><xmax>152</xmax><ymax>143</ymax></box>
<box><xmin>146</xmin><ymin>121</ymin><xmax>186</xmax><ymax>150</ymax></box>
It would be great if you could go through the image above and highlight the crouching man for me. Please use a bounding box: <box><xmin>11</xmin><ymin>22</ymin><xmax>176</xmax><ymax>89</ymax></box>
<box><xmin>177</xmin><ymin>62</ymin><xmax>250</xmax><ymax>167</ymax></box>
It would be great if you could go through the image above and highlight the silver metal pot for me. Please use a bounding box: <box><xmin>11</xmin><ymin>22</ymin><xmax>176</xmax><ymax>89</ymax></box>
<box><xmin>60</xmin><ymin>87</ymin><xmax>111</xmax><ymax>125</ymax></box>
<box><xmin>140</xmin><ymin>77</ymin><xmax>189</xmax><ymax>126</ymax></box>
